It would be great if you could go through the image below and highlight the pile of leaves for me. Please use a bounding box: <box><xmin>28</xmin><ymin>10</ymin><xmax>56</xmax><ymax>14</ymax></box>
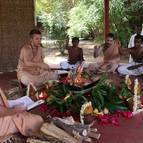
<box><xmin>91</xmin><ymin>75</ymin><xmax>132</xmax><ymax>113</ymax></box>
<box><xmin>46</xmin><ymin>83</ymin><xmax>87</xmax><ymax>113</ymax></box>
<box><xmin>44</xmin><ymin>74</ymin><xmax>132</xmax><ymax>114</ymax></box>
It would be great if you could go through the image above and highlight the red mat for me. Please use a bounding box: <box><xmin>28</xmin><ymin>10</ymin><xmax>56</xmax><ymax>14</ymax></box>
<box><xmin>0</xmin><ymin>71</ymin><xmax>16</xmax><ymax>91</ymax></box>
<box><xmin>1</xmin><ymin>72</ymin><xmax>143</xmax><ymax>143</ymax></box>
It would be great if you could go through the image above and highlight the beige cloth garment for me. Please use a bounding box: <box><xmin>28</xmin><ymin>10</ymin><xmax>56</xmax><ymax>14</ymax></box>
<box><xmin>0</xmin><ymin>89</ymin><xmax>43</xmax><ymax>139</ymax></box>
<box><xmin>99</xmin><ymin>41</ymin><xmax>120</xmax><ymax>72</ymax></box>
<box><xmin>89</xmin><ymin>42</ymin><xmax>120</xmax><ymax>73</ymax></box>
<box><xmin>17</xmin><ymin>43</ymin><xmax>58</xmax><ymax>86</ymax></box>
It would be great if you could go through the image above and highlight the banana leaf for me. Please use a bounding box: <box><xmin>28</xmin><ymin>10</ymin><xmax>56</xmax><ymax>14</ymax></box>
<box><xmin>97</xmin><ymin>94</ymin><xmax>104</xmax><ymax>107</ymax></box>
<box><xmin>105</xmin><ymin>103</ymin><xmax>128</xmax><ymax>113</ymax></box>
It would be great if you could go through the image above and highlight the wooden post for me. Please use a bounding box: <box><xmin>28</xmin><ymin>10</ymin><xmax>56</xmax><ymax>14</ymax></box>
<box><xmin>104</xmin><ymin>0</ymin><xmax>110</xmax><ymax>40</ymax></box>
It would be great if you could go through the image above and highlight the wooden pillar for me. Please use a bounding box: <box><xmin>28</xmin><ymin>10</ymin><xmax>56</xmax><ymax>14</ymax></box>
<box><xmin>104</xmin><ymin>0</ymin><xmax>110</xmax><ymax>39</ymax></box>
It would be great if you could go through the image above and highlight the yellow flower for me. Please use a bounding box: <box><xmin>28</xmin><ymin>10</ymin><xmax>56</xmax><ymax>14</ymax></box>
<box><xmin>125</xmin><ymin>75</ymin><xmax>132</xmax><ymax>85</ymax></box>
<box><xmin>106</xmin><ymin>79</ymin><xmax>112</xmax><ymax>86</ymax></box>
<box><xmin>64</xmin><ymin>94</ymin><xmax>71</xmax><ymax>101</ymax></box>
<box><xmin>125</xmin><ymin>75</ymin><xmax>132</xmax><ymax>89</ymax></box>
<box><xmin>103</xmin><ymin>108</ymin><xmax>109</xmax><ymax>114</ymax></box>
<box><xmin>96</xmin><ymin>111</ymin><xmax>104</xmax><ymax>115</ymax></box>
<box><xmin>93</xmin><ymin>108</ymin><xmax>99</xmax><ymax>114</ymax></box>
<box><xmin>46</xmin><ymin>95</ymin><xmax>54</xmax><ymax>102</ymax></box>
<box><xmin>84</xmin><ymin>105</ymin><xmax>93</xmax><ymax>115</ymax></box>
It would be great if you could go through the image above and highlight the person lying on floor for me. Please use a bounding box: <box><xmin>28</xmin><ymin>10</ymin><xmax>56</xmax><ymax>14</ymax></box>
<box><xmin>60</xmin><ymin>37</ymin><xmax>84</xmax><ymax>69</ymax></box>
<box><xmin>0</xmin><ymin>89</ymin><xmax>43</xmax><ymax>140</ymax></box>
<box><xmin>17</xmin><ymin>29</ymin><xmax>58</xmax><ymax>86</ymax></box>
<box><xmin>118</xmin><ymin>34</ymin><xmax>143</xmax><ymax>76</ymax></box>
<box><xmin>88</xmin><ymin>33</ymin><xmax>122</xmax><ymax>73</ymax></box>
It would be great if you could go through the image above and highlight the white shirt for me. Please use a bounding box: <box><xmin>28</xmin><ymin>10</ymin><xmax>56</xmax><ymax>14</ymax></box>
<box><xmin>128</xmin><ymin>32</ymin><xmax>143</xmax><ymax>63</ymax></box>
<box><xmin>128</xmin><ymin>32</ymin><xmax>143</xmax><ymax>48</ymax></box>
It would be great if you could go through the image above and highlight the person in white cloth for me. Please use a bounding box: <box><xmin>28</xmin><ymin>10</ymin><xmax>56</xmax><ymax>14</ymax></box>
<box><xmin>118</xmin><ymin>34</ymin><xmax>143</xmax><ymax>75</ymax></box>
<box><xmin>60</xmin><ymin>37</ymin><xmax>84</xmax><ymax>70</ymax></box>
<box><xmin>128</xmin><ymin>24</ymin><xmax>143</xmax><ymax>63</ymax></box>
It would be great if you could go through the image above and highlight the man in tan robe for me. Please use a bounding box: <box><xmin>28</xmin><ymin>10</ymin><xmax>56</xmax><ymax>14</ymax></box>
<box><xmin>17</xmin><ymin>29</ymin><xmax>58</xmax><ymax>86</ymax></box>
<box><xmin>0</xmin><ymin>89</ymin><xmax>43</xmax><ymax>140</ymax></box>
<box><xmin>88</xmin><ymin>33</ymin><xmax>121</xmax><ymax>73</ymax></box>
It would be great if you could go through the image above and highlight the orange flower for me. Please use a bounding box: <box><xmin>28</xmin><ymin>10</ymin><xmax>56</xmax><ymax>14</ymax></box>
<box><xmin>84</xmin><ymin>105</ymin><xmax>93</xmax><ymax>115</ymax></box>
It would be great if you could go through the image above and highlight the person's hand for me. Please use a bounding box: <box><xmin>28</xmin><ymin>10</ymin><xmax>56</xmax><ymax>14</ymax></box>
<box><xmin>40</xmin><ymin>63</ymin><xmax>51</xmax><ymax>71</ymax></box>
<box><xmin>94</xmin><ymin>46</ymin><xmax>103</xmax><ymax>58</ymax></box>
<box><xmin>13</xmin><ymin>104</ymin><xmax>27</xmax><ymax>113</ymax></box>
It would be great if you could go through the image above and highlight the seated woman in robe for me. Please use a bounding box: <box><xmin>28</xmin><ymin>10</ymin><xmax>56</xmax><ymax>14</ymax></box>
<box><xmin>88</xmin><ymin>33</ymin><xmax>122</xmax><ymax>73</ymax></box>
<box><xmin>0</xmin><ymin>89</ymin><xmax>43</xmax><ymax>140</ymax></box>
<box><xmin>60</xmin><ymin>37</ymin><xmax>84</xmax><ymax>69</ymax></box>
<box><xmin>118</xmin><ymin>34</ymin><xmax>143</xmax><ymax>76</ymax></box>
<box><xmin>17</xmin><ymin>29</ymin><xmax>58</xmax><ymax>86</ymax></box>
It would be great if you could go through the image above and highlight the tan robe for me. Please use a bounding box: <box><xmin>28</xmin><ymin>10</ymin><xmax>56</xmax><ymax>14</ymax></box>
<box><xmin>0</xmin><ymin>90</ymin><xmax>43</xmax><ymax>140</ymax></box>
<box><xmin>17</xmin><ymin>43</ymin><xmax>58</xmax><ymax>86</ymax></box>
<box><xmin>88</xmin><ymin>42</ymin><xmax>120</xmax><ymax>73</ymax></box>
<box><xmin>99</xmin><ymin>42</ymin><xmax>120</xmax><ymax>72</ymax></box>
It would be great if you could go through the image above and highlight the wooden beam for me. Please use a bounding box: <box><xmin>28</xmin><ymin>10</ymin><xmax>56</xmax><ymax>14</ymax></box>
<box><xmin>104</xmin><ymin>0</ymin><xmax>110</xmax><ymax>39</ymax></box>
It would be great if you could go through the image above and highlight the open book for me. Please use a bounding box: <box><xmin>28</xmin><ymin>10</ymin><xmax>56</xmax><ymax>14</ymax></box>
<box><xmin>8</xmin><ymin>96</ymin><xmax>45</xmax><ymax>111</ymax></box>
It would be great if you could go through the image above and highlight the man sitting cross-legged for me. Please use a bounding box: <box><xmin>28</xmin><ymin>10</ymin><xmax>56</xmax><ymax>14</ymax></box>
<box><xmin>60</xmin><ymin>37</ymin><xmax>84</xmax><ymax>70</ymax></box>
<box><xmin>0</xmin><ymin>88</ymin><xmax>43</xmax><ymax>140</ymax></box>
<box><xmin>88</xmin><ymin>33</ymin><xmax>122</xmax><ymax>73</ymax></box>
<box><xmin>17</xmin><ymin>29</ymin><xmax>58</xmax><ymax>87</ymax></box>
<box><xmin>118</xmin><ymin>34</ymin><xmax>143</xmax><ymax>75</ymax></box>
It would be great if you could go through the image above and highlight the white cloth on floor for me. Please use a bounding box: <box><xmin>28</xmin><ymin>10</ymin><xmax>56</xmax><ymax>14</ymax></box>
<box><xmin>118</xmin><ymin>62</ymin><xmax>143</xmax><ymax>76</ymax></box>
<box><xmin>60</xmin><ymin>61</ymin><xmax>80</xmax><ymax>70</ymax></box>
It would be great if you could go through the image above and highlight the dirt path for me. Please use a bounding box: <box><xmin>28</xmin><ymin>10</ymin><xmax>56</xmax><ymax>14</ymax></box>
<box><xmin>43</xmin><ymin>40</ymin><xmax>129</xmax><ymax>65</ymax></box>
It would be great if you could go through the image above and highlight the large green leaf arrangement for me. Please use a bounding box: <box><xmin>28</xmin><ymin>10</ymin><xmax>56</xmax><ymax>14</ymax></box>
<box><xmin>45</xmin><ymin>74</ymin><xmax>132</xmax><ymax>113</ymax></box>
<box><xmin>91</xmin><ymin>74</ymin><xmax>130</xmax><ymax>113</ymax></box>
<box><xmin>46</xmin><ymin>83</ymin><xmax>87</xmax><ymax>112</ymax></box>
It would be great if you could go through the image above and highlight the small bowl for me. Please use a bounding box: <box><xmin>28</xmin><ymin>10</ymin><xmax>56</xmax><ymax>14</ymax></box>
<box><xmin>84</xmin><ymin>114</ymin><xmax>96</xmax><ymax>124</ymax></box>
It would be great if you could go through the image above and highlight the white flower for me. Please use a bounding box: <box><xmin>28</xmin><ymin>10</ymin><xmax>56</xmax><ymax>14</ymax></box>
<box><xmin>133</xmin><ymin>79</ymin><xmax>139</xmax><ymax>112</ymax></box>
<box><xmin>80</xmin><ymin>101</ymin><xmax>92</xmax><ymax>124</ymax></box>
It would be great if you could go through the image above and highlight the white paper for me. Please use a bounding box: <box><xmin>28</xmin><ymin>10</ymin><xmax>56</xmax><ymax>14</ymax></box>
<box><xmin>57</xmin><ymin>70</ymin><xmax>68</xmax><ymax>75</ymax></box>
<box><xmin>27</xmin><ymin>100</ymin><xmax>45</xmax><ymax>111</ymax></box>
<box><xmin>8</xmin><ymin>96</ymin><xmax>44</xmax><ymax>111</ymax></box>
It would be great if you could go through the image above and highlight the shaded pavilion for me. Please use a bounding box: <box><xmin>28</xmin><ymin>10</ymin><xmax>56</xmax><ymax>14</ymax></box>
<box><xmin>0</xmin><ymin>0</ymin><xmax>110</xmax><ymax>72</ymax></box>
<box><xmin>0</xmin><ymin>1</ymin><xmax>143</xmax><ymax>143</ymax></box>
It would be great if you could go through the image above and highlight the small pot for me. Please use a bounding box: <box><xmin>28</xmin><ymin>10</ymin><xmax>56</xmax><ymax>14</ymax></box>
<box><xmin>84</xmin><ymin>114</ymin><xmax>96</xmax><ymax>124</ymax></box>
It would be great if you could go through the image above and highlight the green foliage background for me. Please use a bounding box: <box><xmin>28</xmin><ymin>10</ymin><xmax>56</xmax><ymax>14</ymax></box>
<box><xmin>36</xmin><ymin>0</ymin><xmax>143</xmax><ymax>46</ymax></box>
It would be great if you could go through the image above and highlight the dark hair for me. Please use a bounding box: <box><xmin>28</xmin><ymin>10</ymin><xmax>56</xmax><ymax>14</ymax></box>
<box><xmin>72</xmin><ymin>37</ymin><xmax>79</xmax><ymax>43</ymax></box>
<box><xmin>135</xmin><ymin>24</ymin><xmax>142</xmax><ymax>28</ymax></box>
<box><xmin>29</xmin><ymin>29</ymin><xmax>41</xmax><ymax>37</ymax></box>
<box><xmin>107</xmin><ymin>33</ymin><xmax>114</xmax><ymax>39</ymax></box>
<box><xmin>135</xmin><ymin>34</ymin><xmax>143</xmax><ymax>42</ymax></box>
